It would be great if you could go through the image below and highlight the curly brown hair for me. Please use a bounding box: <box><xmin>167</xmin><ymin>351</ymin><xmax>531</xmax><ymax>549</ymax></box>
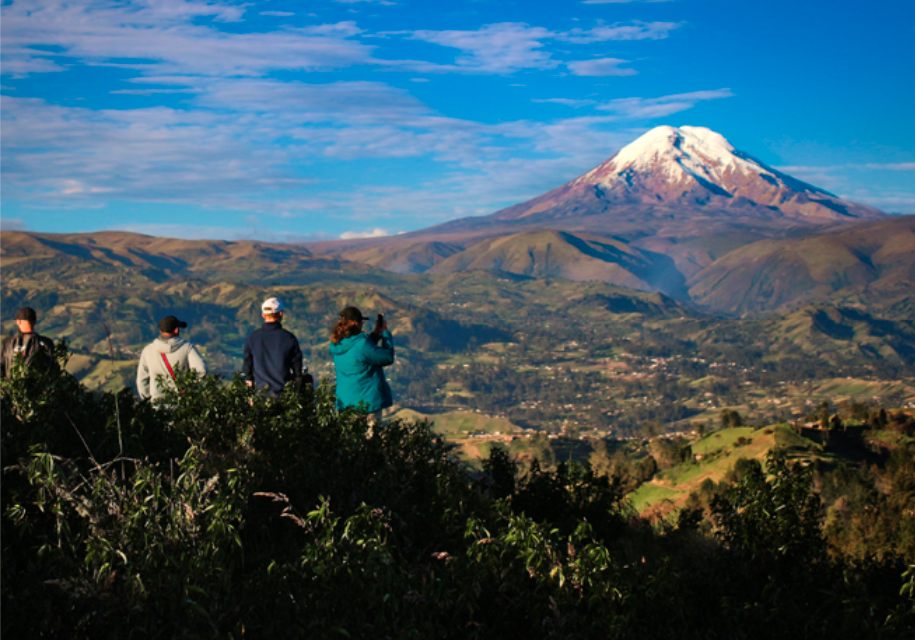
<box><xmin>331</xmin><ymin>317</ymin><xmax>363</xmax><ymax>344</ymax></box>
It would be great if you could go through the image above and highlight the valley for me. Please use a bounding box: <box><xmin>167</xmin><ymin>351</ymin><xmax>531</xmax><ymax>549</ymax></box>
<box><xmin>3</xmin><ymin>125</ymin><xmax>913</xmax><ymax>509</ymax></box>
<box><xmin>3</xmin><ymin>230</ymin><xmax>913</xmax><ymax>465</ymax></box>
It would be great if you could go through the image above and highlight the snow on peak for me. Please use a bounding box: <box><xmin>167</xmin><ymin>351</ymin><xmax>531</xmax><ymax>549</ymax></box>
<box><xmin>580</xmin><ymin>125</ymin><xmax>776</xmax><ymax>188</ymax></box>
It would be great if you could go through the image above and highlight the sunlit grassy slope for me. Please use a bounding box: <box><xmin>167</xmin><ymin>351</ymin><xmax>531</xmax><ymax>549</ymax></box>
<box><xmin>630</xmin><ymin>426</ymin><xmax>784</xmax><ymax>514</ymax></box>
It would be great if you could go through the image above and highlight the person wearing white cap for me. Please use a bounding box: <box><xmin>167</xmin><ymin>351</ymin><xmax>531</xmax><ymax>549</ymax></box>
<box><xmin>243</xmin><ymin>297</ymin><xmax>303</xmax><ymax>396</ymax></box>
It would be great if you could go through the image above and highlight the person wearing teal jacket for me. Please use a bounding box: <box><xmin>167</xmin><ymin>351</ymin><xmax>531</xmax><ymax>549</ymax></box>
<box><xmin>329</xmin><ymin>306</ymin><xmax>395</xmax><ymax>420</ymax></box>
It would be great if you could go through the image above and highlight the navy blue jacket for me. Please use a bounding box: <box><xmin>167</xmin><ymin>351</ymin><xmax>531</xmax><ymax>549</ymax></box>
<box><xmin>243</xmin><ymin>322</ymin><xmax>303</xmax><ymax>396</ymax></box>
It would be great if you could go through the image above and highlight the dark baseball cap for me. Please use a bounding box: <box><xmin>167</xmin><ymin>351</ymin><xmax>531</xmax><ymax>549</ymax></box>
<box><xmin>340</xmin><ymin>306</ymin><xmax>369</xmax><ymax>322</ymax></box>
<box><xmin>159</xmin><ymin>316</ymin><xmax>188</xmax><ymax>333</ymax></box>
<box><xmin>15</xmin><ymin>307</ymin><xmax>37</xmax><ymax>324</ymax></box>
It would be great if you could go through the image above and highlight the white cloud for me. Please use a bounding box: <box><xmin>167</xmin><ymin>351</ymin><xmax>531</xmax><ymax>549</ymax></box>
<box><xmin>857</xmin><ymin>163</ymin><xmax>915</xmax><ymax>171</ymax></box>
<box><xmin>594</xmin><ymin>89</ymin><xmax>734</xmax><ymax>117</ymax></box>
<box><xmin>192</xmin><ymin>78</ymin><xmax>430</xmax><ymax>122</ymax></box>
<box><xmin>2</xmin><ymin>5</ymin><xmax>683</xmax><ymax>85</ymax></box>
<box><xmin>1</xmin><ymin>86</ymin><xmax>738</xmax><ymax>223</ymax></box>
<box><xmin>1</xmin><ymin>1</ymin><xmax>375</xmax><ymax>78</ymax></box>
<box><xmin>532</xmin><ymin>98</ymin><xmax>597</xmax><ymax>108</ymax></box>
<box><xmin>840</xmin><ymin>193</ymin><xmax>915</xmax><ymax>211</ymax></box>
<box><xmin>566</xmin><ymin>58</ymin><xmax>637</xmax><ymax>77</ymax></box>
<box><xmin>110</xmin><ymin>222</ymin><xmax>336</xmax><ymax>242</ymax></box>
<box><xmin>0</xmin><ymin>53</ymin><xmax>67</xmax><ymax>78</ymax></box>
<box><xmin>340</xmin><ymin>227</ymin><xmax>390</xmax><ymax>239</ymax></box>
<box><xmin>0</xmin><ymin>6</ymin><xmax>735</xmax><ymax>231</ymax></box>
<box><xmin>0</xmin><ymin>217</ymin><xmax>28</xmax><ymax>231</ymax></box>
<box><xmin>559</xmin><ymin>21</ymin><xmax>681</xmax><ymax>44</ymax></box>
<box><xmin>401</xmin><ymin>23</ymin><xmax>559</xmax><ymax>74</ymax></box>
<box><xmin>1</xmin><ymin>95</ymin><xmax>316</xmax><ymax>207</ymax></box>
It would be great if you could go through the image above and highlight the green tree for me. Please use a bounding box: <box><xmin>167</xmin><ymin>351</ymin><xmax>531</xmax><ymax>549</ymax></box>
<box><xmin>712</xmin><ymin>453</ymin><xmax>825</xmax><ymax>565</ymax></box>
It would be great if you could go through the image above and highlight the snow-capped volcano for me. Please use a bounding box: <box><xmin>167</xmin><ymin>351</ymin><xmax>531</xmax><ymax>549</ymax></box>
<box><xmin>492</xmin><ymin>125</ymin><xmax>885</xmax><ymax>223</ymax></box>
<box><xmin>576</xmin><ymin>125</ymin><xmax>787</xmax><ymax>191</ymax></box>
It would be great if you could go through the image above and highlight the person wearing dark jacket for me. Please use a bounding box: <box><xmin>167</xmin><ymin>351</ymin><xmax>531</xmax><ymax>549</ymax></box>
<box><xmin>1</xmin><ymin>307</ymin><xmax>55</xmax><ymax>379</ymax></box>
<box><xmin>329</xmin><ymin>306</ymin><xmax>394</xmax><ymax>423</ymax></box>
<box><xmin>243</xmin><ymin>297</ymin><xmax>303</xmax><ymax>396</ymax></box>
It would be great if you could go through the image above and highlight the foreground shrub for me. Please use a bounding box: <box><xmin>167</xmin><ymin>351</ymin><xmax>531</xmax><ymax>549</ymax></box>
<box><xmin>2</xmin><ymin>360</ymin><xmax>912</xmax><ymax>638</ymax></box>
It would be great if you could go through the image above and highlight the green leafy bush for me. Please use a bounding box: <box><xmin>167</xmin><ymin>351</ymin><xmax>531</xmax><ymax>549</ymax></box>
<box><xmin>2</xmin><ymin>353</ymin><xmax>912</xmax><ymax>639</ymax></box>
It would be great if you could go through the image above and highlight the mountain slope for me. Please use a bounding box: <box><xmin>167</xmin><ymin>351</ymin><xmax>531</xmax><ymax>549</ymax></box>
<box><xmin>764</xmin><ymin>305</ymin><xmax>915</xmax><ymax>366</ymax></box>
<box><xmin>688</xmin><ymin>215</ymin><xmax>915</xmax><ymax>313</ymax></box>
<box><xmin>494</xmin><ymin>126</ymin><xmax>883</xmax><ymax>224</ymax></box>
<box><xmin>309</xmin><ymin>126</ymin><xmax>888</xmax><ymax>305</ymax></box>
<box><xmin>340</xmin><ymin>240</ymin><xmax>465</xmax><ymax>274</ymax></box>
<box><xmin>423</xmin><ymin>126</ymin><xmax>884</xmax><ymax>241</ymax></box>
<box><xmin>0</xmin><ymin>230</ymin><xmax>377</xmax><ymax>283</ymax></box>
<box><xmin>427</xmin><ymin>229</ymin><xmax>687</xmax><ymax>295</ymax></box>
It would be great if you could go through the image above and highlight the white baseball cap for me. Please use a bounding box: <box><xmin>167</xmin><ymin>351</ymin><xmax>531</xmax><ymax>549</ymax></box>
<box><xmin>262</xmin><ymin>297</ymin><xmax>284</xmax><ymax>313</ymax></box>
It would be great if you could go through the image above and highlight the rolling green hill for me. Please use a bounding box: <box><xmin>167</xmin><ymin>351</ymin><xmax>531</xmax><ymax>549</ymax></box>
<box><xmin>3</xmin><ymin>229</ymin><xmax>913</xmax><ymax>441</ymax></box>
<box><xmin>629</xmin><ymin>422</ymin><xmax>898</xmax><ymax>520</ymax></box>
<box><xmin>631</xmin><ymin>426</ymin><xmax>778</xmax><ymax>516</ymax></box>
<box><xmin>1</xmin><ymin>230</ymin><xmax>380</xmax><ymax>285</ymax></box>
<box><xmin>762</xmin><ymin>305</ymin><xmax>915</xmax><ymax>366</ymax></box>
<box><xmin>340</xmin><ymin>240</ymin><xmax>465</xmax><ymax>274</ymax></box>
<box><xmin>688</xmin><ymin>215</ymin><xmax>915</xmax><ymax>314</ymax></box>
<box><xmin>427</xmin><ymin>229</ymin><xmax>690</xmax><ymax>296</ymax></box>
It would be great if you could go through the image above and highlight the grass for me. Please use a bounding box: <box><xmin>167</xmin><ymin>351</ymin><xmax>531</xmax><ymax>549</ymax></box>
<box><xmin>632</xmin><ymin>426</ymin><xmax>779</xmax><ymax>515</ymax></box>
<box><xmin>691</xmin><ymin>427</ymin><xmax>757</xmax><ymax>455</ymax></box>
<box><xmin>67</xmin><ymin>355</ymin><xmax>138</xmax><ymax>392</ymax></box>
<box><xmin>629</xmin><ymin>483</ymin><xmax>680</xmax><ymax>513</ymax></box>
<box><xmin>774</xmin><ymin>424</ymin><xmax>822</xmax><ymax>453</ymax></box>
<box><xmin>388</xmin><ymin>407</ymin><xmax>521</xmax><ymax>438</ymax></box>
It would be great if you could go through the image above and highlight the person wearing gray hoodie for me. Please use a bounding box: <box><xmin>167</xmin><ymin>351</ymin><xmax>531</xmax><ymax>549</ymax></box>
<box><xmin>136</xmin><ymin>315</ymin><xmax>207</xmax><ymax>401</ymax></box>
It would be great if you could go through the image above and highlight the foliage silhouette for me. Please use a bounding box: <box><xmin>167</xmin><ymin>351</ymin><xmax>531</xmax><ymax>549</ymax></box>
<box><xmin>2</xmin><ymin>353</ymin><xmax>912</xmax><ymax>639</ymax></box>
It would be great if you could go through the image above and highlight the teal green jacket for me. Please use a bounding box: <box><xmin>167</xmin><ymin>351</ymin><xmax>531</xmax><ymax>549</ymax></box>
<box><xmin>329</xmin><ymin>330</ymin><xmax>394</xmax><ymax>413</ymax></box>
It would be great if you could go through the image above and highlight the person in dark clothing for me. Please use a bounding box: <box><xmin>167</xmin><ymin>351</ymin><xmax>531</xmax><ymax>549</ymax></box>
<box><xmin>1</xmin><ymin>307</ymin><xmax>56</xmax><ymax>379</ymax></box>
<box><xmin>243</xmin><ymin>297</ymin><xmax>304</xmax><ymax>396</ymax></box>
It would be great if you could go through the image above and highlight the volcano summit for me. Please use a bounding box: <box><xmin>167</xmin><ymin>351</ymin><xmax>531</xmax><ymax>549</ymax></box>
<box><xmin>306</xmin><ymin>126</ymin><xmax>904</xmax><ymax>312</ymax></box>
<box><xmin>472</xmin><ymin>125</ymin><xmax>886</xmax><ymax>234</ymax></box>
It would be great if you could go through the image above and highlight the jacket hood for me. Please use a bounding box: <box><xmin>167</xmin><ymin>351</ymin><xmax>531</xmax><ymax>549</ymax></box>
<box><xmin>329</xmin><ymin>333</ymin><xmax>364</xmax><ymax>356</ymax></box>
<box><xmin>154</xmin><ymin>336</ymin><xmax>188</xmax><ymax>354</ymax></box>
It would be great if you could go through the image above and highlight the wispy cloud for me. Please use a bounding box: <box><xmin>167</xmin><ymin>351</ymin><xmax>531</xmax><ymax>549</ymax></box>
<box><xmin>532</xmin><ymin>98</ymin><xmax>598</xmax><ymax>108</ymax></box>
<box><xmin>0</xmin><ymin>218</ymin><xmax>28</xmax><ymax>231</ymax></box>
<box><xmin>558</xmin><ymin>21</ymin><xmax>681</xmax><ymax>44</ymax></box>
<box><xmin>335</xmin><ymin>0</ymin><xmax>396</xmax><ymax>5</ymax></box>
<box><xmin>2</xmin><ymin>1</ymin><xmax>375</xmax><ymax>78</ymax></box>
<box><xmin>594</xmin><ymin>89</ymin><xmax>734</xmax><ymax>117</ymax></box>
<box><xmin>566</xmin><ymin>58</ymin><xmax>637</xmax><ymax>77</ymax></box>
<box><xmin>0</xmin><ymin>2</ymin><xmax>748</xmax><ymax>235</ymax></box>
<box><xmin>391</xmin><ymin>20</ymin><xmax>680</xmax><ymax>75</ymax></box>
<box><xmin>1</xmin><ymin>95</ymin><xmax>315</xmax><ymax>207</ymax></box>
<box><xmin>772</xmin><ymin>165</ymin><xmax>915</xmax><ymax>212</ymax></box>
<box><xmin>260</xmin><ymin>11</ymin><xmax>296</xmax><ymax>17</ymax></box>
<box><xmin>111</xmin><ymin>222</ymin><xmax>336</xmax><ymax>242</ymax></box>
<box><xmin>340</xmin><ymin>227</ymin><xmax>390</xmax><ymax>239</ymax></box>
<box><xmin>401</xmin><ymin>23</ymin><xmax>559</xmax><ymax>74</ymax></box>
<box><xmin>840</xmin><ymin>192</ymin><xmax>915</xmax><ymax>211</ymax></box>
<box><xmin>1</xmin><ymin>84</ymin><xmax>736</xmax><ymax>221</ymax></box>
<box><xmin>857</xmin><ymin>163</ymin><xmax>915</xmax><ymax>171</ymax></box>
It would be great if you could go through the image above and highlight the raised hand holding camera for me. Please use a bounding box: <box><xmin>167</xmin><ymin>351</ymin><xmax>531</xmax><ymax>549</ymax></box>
<box><xmin>373</xmin><ymin>313</ymin><xmax>387</xmax><ymax>335</ymax></box>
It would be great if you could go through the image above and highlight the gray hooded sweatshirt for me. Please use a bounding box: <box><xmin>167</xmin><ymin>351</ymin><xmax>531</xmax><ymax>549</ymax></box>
<box><xmin>136</xmin><ymin>336</ymin><xmax>207</xmax><ymax>400</ymax></box>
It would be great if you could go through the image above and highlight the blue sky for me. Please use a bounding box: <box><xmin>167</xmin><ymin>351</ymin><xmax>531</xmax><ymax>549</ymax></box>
<box><xmin>2</xmin><ymin>0</ymin><xmax>913</xmax><ymax>241</ymax></box>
